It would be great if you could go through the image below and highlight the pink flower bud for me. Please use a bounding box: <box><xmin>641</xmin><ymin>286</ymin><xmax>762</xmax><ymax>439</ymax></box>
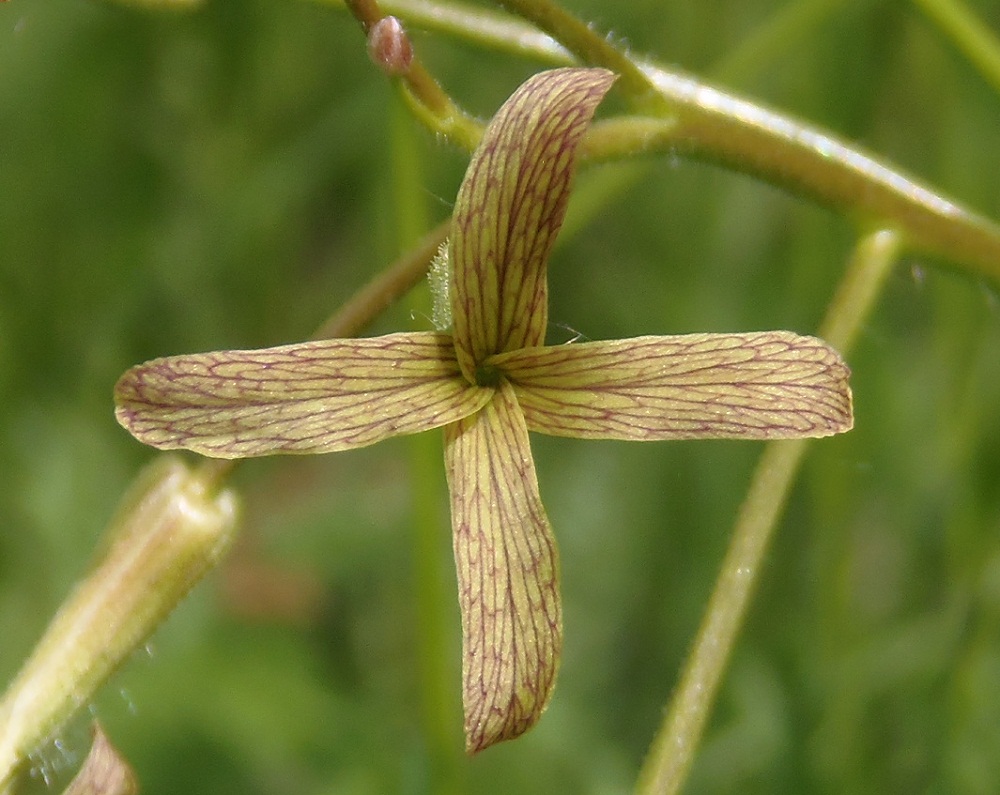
<box><xmin>367</xmin><ymin>16</ymin><xmax>413</xmax><ymax>77</ymax></box>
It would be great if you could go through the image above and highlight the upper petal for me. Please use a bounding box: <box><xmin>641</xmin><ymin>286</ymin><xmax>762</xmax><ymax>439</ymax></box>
<box><xmin>492</xmin><ymin>332</ymin><xmax>853</xmax><ymax>440</ymax></box>
<box><xmin>115</xmin><ymin>332</ymin><xmax>492</xmax><ymax>457</ymax></box>
<box><xmin>443</xmin><ymin>380</ymin><xmax>561</xmax><ymax>752</ymax></box>
<box><xmin>450</xmin><ymin>68</ymin><xmax>616</xmax><ymax>380</ymax></box>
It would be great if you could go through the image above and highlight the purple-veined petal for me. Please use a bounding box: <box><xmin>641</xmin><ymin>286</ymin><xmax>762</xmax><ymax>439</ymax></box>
<box><xmin>492</xmin><ymin>331</ymin><xmax>853</xmax><ymax>440</ymax></box>
<box><xmin>443</xmin><ymin>380</ymin><xmax>560</xmax><ymax>752</ymax></box>
<box><xmin>450</xmin><ymin>68</ymin><xmax>616</xmax><ymax>382</ymax></box>
<box><xmin>115</xmin><ymin>332</ymin><xmax>492</xmax><ymax>458</ymax></box>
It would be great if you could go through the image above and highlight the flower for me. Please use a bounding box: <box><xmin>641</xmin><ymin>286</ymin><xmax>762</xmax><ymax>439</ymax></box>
<box><xmin>114</xmin><ymin>68</ymin><xmax>853</xmax><ymax>752</ymax></box>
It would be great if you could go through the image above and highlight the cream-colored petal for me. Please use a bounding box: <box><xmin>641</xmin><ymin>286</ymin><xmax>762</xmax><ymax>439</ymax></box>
<box><xmin>450</xmin><ymin>68</ymin><xmax>616</xmax><ymax>381</ymax></box>
<box><xmin>443</xmin><ymin>380</ymin><xmax>561</xmax><ymax>752</ymax></box>
<box><xmin>115</xmin><ymin>332</ymin><xmax>492</xmax><ymax>457</ymax></box>
<box><xmin>492</xmin><ymin>331</ymin><xmax>853</xmax><ymax>440</ymax></box>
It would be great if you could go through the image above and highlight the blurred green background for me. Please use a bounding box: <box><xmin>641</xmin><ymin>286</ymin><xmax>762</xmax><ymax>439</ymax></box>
<box><xmin>2</xmin><ymin>0</ymin><xmax>1000</xmax><ymax>792</ymax></box>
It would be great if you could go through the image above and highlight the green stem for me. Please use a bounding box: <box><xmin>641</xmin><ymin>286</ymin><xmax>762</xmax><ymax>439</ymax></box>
<box><xmin>655</xmin><ymin>77</ymin><xmax>1000</xmax><ymax>283</ymax></box>
<box><xmin>343</xmin><ymin>0</ymin><xmax>483</xmax><ymax>149</ymax></box>
<box><xmin>316</xmin><ymin>0</ymin><xmax>561</xmax><ymax>64</ymax></box>
<box><xmin>496</xmin><ymin>0</ymin><xmax>1000</xmax><ymax>282</ymax></box>
<box><xmin>370</xmin><ymin>0</ymin><xmax>574</xmax><ymax>62</ymax></box>
<box><xmin>911</xmin><ymin>0</ymin><xmax>1000</xmax><ymax>96</ymax></box>
<box><xmin>325</xmin><ymin>0</ymin><xmax>1000</xmax><ymax>284</ymax></box>
<box><xmin>310</xmin><ymin>220</ymin><xmax>450</xmax><ymax>341</ymax></box>
<box><xmin>0</xmin><ymin>216</ymin><xmax>448</xmax><ymax>792</ymax></box>
<box><xmin>582</xmin><ymin>101</ymin><xmax>1000</xmax><ymax>284</ymax></box>
<box><xmin>493</xmin><ymin>0</ymin><xmax>664</xmax><ymax>108</ymax></box>
<box><xmin>637</xmin><ymin>442</ymin><xmax>812</xmax><ymax>795</ymax></box>
<box><xmin>817</xmin><ymin>229</ymin><xmax>905</xmax><ymax>353</ymax></box>
<box><xmin>634</xmin><ymin>229</ymin><xmax>903</xmax><ymax>795</ymax></box>
<box><xmin>407</xmin><ymin>429</ymin><xmax>462</xmax><ymax>787</ymax></box>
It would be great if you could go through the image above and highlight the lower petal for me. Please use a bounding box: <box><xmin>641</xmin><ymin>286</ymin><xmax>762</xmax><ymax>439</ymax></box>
<box><xmin>443</xmin><ymin>380</ymin><xmax>561</xmax><ymax>753</ymax></box>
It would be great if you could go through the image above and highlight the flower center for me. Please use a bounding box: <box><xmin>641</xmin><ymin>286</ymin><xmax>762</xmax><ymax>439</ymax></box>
<box><xmin>474</xmin><ymin>362</ymin><xmax>503</xmax><ymax>388</ymax></box>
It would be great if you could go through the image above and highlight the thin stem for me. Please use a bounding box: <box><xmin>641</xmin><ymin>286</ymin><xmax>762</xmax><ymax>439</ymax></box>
<box><xmin>817</xmin><ymin>229</ymin><xmax>905</xmax><ymax>353</ymax></box>
<box><xmin>310</xmin><ymin>219</ymin><xmax>450</xmax><ymax>340</ymax></box>
<box><xmin>319</xmin><ymin>0</ymin><xmax>574</xmax><ymax>62</ymax></box>
<box><xmin>911</xmin><ymin>0</ymin><xmax>1000</xmax><ymax>96</ymax></box>
<box><xmin>493</xmin><ymin>0</ymin><xmax>664</xmax><ymax>109</ymax></box>
<box><xmin>343</xmin><ymin>0</ymin><xmax>483</xmax><ymax>149</ymax></box>
<box><xmin>651</xmin><ymin>71</ymin><xmax>1000</xmax><ymax>284</ymax></box>
<box><xmin>407</xmin><ymin>434</ymin><xmax>462</xmax><ymax>787</ymax></box>
<box><xmin>0</xmin><ymin>214</ymin><xmax>449</xmax><ymax>793</ymax></box>
<box><xmin>495</xmin><ymin>0</ymin><xmax>1000</xmax><ymax>282</ymax></box>
<box><xmin>583</xmin><ymin>92</ymin><xmax>1000</xmax><ymax>283</ymax></box>
<box><xmin>397</xmin><ymin>0</ymin><xmax>574</xmax><ymax>62</ymax></box>
<box><xmin>635</xmin><ymin>228</ymin><xmax>903</xmax><ymax>795</ymax></box>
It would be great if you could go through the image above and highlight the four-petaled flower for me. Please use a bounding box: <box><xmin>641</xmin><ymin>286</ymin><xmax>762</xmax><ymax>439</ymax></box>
<box><xmin>114</xmin><ymin>68</ymin><xmax>853</xmax><ymax>752</ymax></box>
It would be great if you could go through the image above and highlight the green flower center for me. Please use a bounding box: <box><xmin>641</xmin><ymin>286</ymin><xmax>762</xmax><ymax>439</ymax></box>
<box><xmin>474</xmin><ymin>362</ymin><xmax>503</xmax><ymax>387</ymax></box>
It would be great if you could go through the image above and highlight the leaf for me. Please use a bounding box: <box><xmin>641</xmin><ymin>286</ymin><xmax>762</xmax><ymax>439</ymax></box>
<box><xmin>450</xmin><ymin>67</ymin><xmax>616</xmax><ymax>381</ymax></box>
<box><xmin>115</xmin><ymin>332</ymin><xmax>492</xmax><ymax>457</ymax></box>
<box><xmin>443</xmin><ymin>380</ymin><xmax>561</xmax><ymax>752</ymax></box>
<box><xmin>492</xmin><ymin>331</ymin><xmax>853</xmax><ymax>440</ymax></box>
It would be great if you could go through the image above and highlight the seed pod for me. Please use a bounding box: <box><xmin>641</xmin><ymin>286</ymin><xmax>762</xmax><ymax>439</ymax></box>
<box><xmin>0</xmin><ymin>457</ymin><xmax>237</xmax><ymax>790</ymax></box>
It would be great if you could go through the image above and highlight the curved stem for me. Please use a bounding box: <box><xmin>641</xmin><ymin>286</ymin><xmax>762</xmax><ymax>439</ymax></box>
<box><xmin>649</xmin><ymin>70</ymin><xmax>1000</xmax><ymax>283</ymax></box>
<box><xmin>580</xmin><ymin>99</ymin><xmax>1000</xmax><ymax>283</ymax></box>
<box><xmin>0</xmin><ymin>214</ymin><xmax>449</xmax><ymax>793</ymax></box>
<box><xmin>493</xmin><ymin>0</ymin><xmax>663</xmax><ymax>108</ymax></box>
<box><xmin>494</xmin><ymin>0</ymin><xmax>1000</xmax><ymax>281</ymax></box>
<box><xmin>343</xmin><ymin>0</ymin><xmax>484</xmax><ymax>149</ymax></box>
<box><xmin>381</xmin><ymin>0</ymin><xmax>574</xmax><ymax>62</ymax></box>
<box><xmin>635</xmin><ymin>229</ymin><xmax>903</xmax><ymax>795</ymax></box>
<box><xmin>328</xmin><ymin>0</ymin><xmax>1000</xmax><ymax>285</ymax></box>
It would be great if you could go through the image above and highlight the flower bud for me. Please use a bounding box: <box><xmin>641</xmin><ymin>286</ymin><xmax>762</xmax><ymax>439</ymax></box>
<box><xmin>367</xmin><ymin>16</ymin><xmax>414</xmax><ymax>77</ymax></box>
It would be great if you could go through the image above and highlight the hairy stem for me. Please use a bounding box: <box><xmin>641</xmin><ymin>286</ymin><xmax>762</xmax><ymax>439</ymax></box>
<box><xmin>325</xmin><ymin>0</ymin><xmax>1000</xmax><ymax>285</ymax></box>
<box><xmin>653</xmin><ymin>73</ymin><xmax>1000</xmax><ymax>283</ymax></box>
<box><xmin>343</xmin><ymin>0</ymin><xmax>483</xmax><ymax>148</ymax></box>
<box><xmin>502</xmin><ymin>0</ymin><xmax>1000</xmax><ymax>281</ymax></box>
<box><xmin>493</xmin><ymin>0</ymin><xmax>662</xmax><ymax>107</ymax></box>
<box><xmin>311</xmin><ymin>220</ymin><xmax>450</xmax><ymax>340</ymax></box>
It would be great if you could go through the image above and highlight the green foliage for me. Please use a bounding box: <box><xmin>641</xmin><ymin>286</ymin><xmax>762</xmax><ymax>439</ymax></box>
<box><xmin>2</xmin><ymin>0</ymin><xmax>1000</xmax><ymax>792</ymax></box>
